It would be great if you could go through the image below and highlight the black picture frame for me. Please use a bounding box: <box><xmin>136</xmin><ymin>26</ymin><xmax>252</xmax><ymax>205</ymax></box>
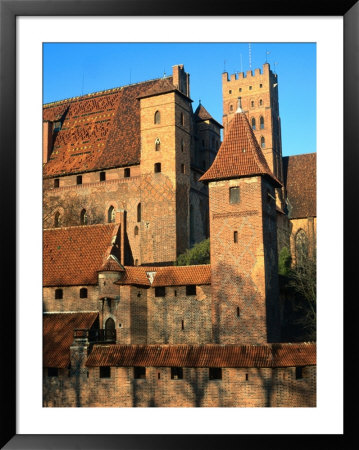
<box><xmin>1</xmin><ymin>0</ymin><xmax>356</xmax><ymax>448</ymax></box>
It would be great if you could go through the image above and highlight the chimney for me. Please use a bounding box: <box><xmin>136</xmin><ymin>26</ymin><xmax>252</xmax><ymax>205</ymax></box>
<box><xmin>172</xmin><ymin>64</ymin><xmax>190</xmax><ymax>97</ymax></box>
<box><xmin>43</xmin><ymin>121</ymin><xmax>53</xmax><ymax>163</ymax></box>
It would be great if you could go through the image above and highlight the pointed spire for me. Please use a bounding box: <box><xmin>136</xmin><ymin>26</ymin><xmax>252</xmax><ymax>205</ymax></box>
<box><xmin>199</xmin><ymin>110</ymin><xmax>281</xmax><ymax>187</ymax></box>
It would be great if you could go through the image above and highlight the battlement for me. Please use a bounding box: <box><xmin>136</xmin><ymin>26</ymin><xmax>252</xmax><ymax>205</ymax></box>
<box><xmin>222</xmin><ymin>63</ymin><xmax>271</xmax><ymax>83</ymax></box>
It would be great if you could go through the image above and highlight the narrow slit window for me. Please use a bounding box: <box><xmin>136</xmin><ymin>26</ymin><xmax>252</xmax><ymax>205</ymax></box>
<box><xmin>155</xmin><ymin>138</ymin><xmax>161</xmax><ymax>151</ymax></box>
<box><xmin>236</xmin><ymin>307</ymin><xmax>240</xmax><ymax>317</ymax></box>
<box><xmin>295</xmin><ymin>367</ymin><xmax>303</xmax><ymax>380</ymax></box>
<box><xmin>54</xmin><ymin>178</ymin><xmax>59</xmax><ymax>188</ymax></box>
<box><xmin>124</xmin><ymin>168</ymin><xmax>130</xmax><ymax>178</ymax></box>
<box><xmin>260</xmin><ymin>116</ymin><xmax>264</xmax><ymax>129</ymax></box>
<box><xmin>261</xmin><ymin>136</ymin><xmax>265</xmax><ymax>148</ymax></box>
<box><xmin>181</xmin><ymin>320</ymin><xmax>184</xmax><ymax>330</ymax></box>
<box><xmin>100</xmin><ymin>171</ymin><xmax>106</xmax><ymax>182</ymax></box>
<box><xmin>154</xmin><ymin>110</ymin><xmax>161</xmax><ymax>124</ymax></box>
<box><xmin>234</xmin><ymin>231</ymin><xmax>238</xmax><ymax>243</ymax></box>
<box><xmin>251</xmin><ymin>118</ymin><xmax>256</xmax><ymax>130</ymax></box>
<box><xmin>180</xmin><ymin>112</ymin><xmax>184</xmax><ymax>126</ymax></box>
<box><xmin>80</xmin><ymin>209</ymin><xmax>87</xmax><ymax>225</ymax></box>
<box><xmin>137</xmin><ymin>203</ymin><xmax>141</xmax><ymax>222</ymax></box>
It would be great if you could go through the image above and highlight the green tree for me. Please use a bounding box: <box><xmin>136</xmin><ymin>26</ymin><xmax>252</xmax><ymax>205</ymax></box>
<box><xmin>175</xmin><ymin>239</ymin><xmax>210</xmax><ymax>266</ymax></box>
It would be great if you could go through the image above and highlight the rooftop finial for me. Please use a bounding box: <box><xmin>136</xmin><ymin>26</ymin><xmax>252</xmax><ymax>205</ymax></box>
<box><xmin>236</xmin><ymin>97</ymin><xmax>243</xmax><ymax>113</ymax></box>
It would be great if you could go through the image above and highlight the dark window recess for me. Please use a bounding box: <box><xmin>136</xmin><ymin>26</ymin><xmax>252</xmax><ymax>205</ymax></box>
<box><xmin>137</xmin><ymin>203</ymin><xmax>141</xmax><ymax>222</ymax></box>
<box><xmin>237</xmin><ymin>307</ymin><xmax>240</xmax><ymax>318</ymax></box>
<box><xmin>209</xmin><ymin>368</ymin><xmax>222</xmax><ymax>380</ymax></box>
<box><xmin>181</xmin><ymin>320</ymin><xmax>184</xmax><ymax>330</ymax></box>
<box><xmin>295</xmin><ymin>367</ymin><xmax>303</xmax><ymax>379</ymax></box>
<box><xmin>245</xmin><ymin>373</ymin><xmax>249</xmax><ymax>381</ymax></box>
<box><xmin>155</xmin><ymin>286</ymin><xmax>166</xmax><ymax>297</ymax></box>
<box><xmin>80</xmin><ymin>287</ymin><xmax>88</xmax><ymax>298</ymax></box>
<box><xmin>48</xmin><ymin>367</ymin><xmax>58</xmax><ymax>377</ymax></box>
<box><xmin>76</xmin><ymin>175</ymin><xmax>82</xmax><ymax>185</ymax></box>
<box><xmin>134</xmin><ymin>366</ymin><xmax>146</xmax><ymax>379</ymax></box>
<box><xmin>154</xmin><ymin>110</ymin><xmax>161</xmax><ymax>124</ymax></box>
<box><xmin>134</xmin><ymin>226</ymin><xmax>139</xmax><ymax>236</ymax></box>
<box><xmin>154</xmin><ymin>162</ymin><xmax>161</xmax><ymax>173</ymax></box>
<box><xmin>54</xmin><ymin>178</ymin><xmax>59</xmax><ymax>188</ymax></box>
<box><xmin>251</xmin><ymin>118</ymin><xmax>256</xmax><ymax>130</ymax></box>
<box><xmin>100</xmin><ymin>366</ymin><xmax>111</xmax><ymax>378</ymax></box>
<box><xmin>158</xmin><ymin>372</ymin><xmax>161</xmax><ymax>380</ymax></box>
<box><xmin>181</xmin><ymin>164</ymin><xmax>185</xmax><ymax>174</ymax></box>
<box><xmin>54</xmin><ymin>211</ymin><xmax>61</xmax><ymax>228</ymax></box>
<box><xmin>171</xmin><ymin>367</ymin><xmax>183</xmax><ymax>380</ymax></box>
<box><xmin>229</xmin><ymin>187</ymin><xmax>240</xmax><ymax>204</ymax></box>
<box><xmin>260</xmin><ymin>116</ymin><xmax>264</xmax><ymax>129</ymax></box>
<box><xmin>100</xmin><ymin>172</ymin><xmax>106</xmax><ymax>182</ymax></box>
<box><xmin>124</xmin><ymin>168</ymin><xmax>131</xmax><ymax>178</ymax></box>
<box><xmin>234</xmin><ymin>231</ymin><xmax>238</xmax><ymax>243</ymax></box>
<box><xmin>180</xmin><ymin>112</ymin><xmax>184</xmax><ymax>126</ymax></box>
<box><xmin>186</xmin><ymin>285</ymin><xmax>196</xmax><ymax>296</ymax></box>
<box><xmin>55</xmin><ymin>288</ymin><xmax>63</xmax><ymax>299</ymax></box>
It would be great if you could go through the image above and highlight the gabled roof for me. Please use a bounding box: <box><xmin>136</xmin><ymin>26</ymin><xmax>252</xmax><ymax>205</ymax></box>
<box><xmin>86</xmin><ymin>343</ymin><xmax>316</xmax><ymax>368</ymax></box>
<box><xmin>282</xmin><ymin>153</ymin><xmax>316</xmax><ymax>219</ymax></box>
<box><xmin>194</xmin><ymin>103</ymin><xmax>223</xmax><ymax>128</ymax></box>
<box><xmin>43</xmin><ymin>77</ymin><xmax>174</xmax><ymax>178</ymax></box>
<box><xmin>43</xmin><ymin>312</ymin><xmax>98</xmax><ymax>368</ymax></box>
<box><xmin>116</xmin><ymin>264</ymin><xmax>211</xmax><ymax>287</ymax></box>
<box><xmin>43</xmin><ymin>223</ymin><xmax>121</xmax><ymax>286</ymax></box>
<box><xmin>199</xmin><ymin>111</ymin><xmax>281</xmax><ymax>186</ymax></box>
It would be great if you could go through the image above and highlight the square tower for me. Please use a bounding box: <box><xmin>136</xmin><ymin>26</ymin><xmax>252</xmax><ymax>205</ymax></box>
<box><xmin>200</xmin><ymin>109</ymin><xmax>282</xmax><ymax>344</ymax></box>
<box><xmin>222</xmin><ymin>63</ymin><xmax>283</xmax><ymax>184</ymax></box>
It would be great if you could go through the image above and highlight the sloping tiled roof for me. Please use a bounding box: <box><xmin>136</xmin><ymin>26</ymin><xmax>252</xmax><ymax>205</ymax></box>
<box><xmin>43</xmin><ymin>312</ymin><xmax>98</xmax><ymax>368</ymax></box>
<box><xmin>200</xmin><ymin>111</ymin><xmax>281</xmax><ymax>186</ymax></box>
<box><xmin>282</xmin><ymin>153</ymin><xmax>316</xmax><ymax>219</ymax></box>
<box><xmin>194</xmin><ymin>103</ymin><xmax>223</xmax><ymax>128</ymax></box>
<box><xmin>43</xmin><ymin>77</ymin><xmax>174</xmax><ymax>178</ymax></box>
<box><xmin>117</xmin><ymin>264</ymin><xmax>211</xmax><ymax>287</ymax></box>
<box><xmin>86</xmin><ymin>343</ymin><xmax>316</xmax><ymax>368</ymax></box>
<box><xmin>43</xmin><ymin>223</ymin><xmax>120</xmax><ymax>286</ymax></box>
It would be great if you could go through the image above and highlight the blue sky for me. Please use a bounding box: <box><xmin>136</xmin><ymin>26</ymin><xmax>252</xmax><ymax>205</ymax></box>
<box><xmin>43</xmin><ymin>43</ymin><xmax>316</xmax><ymax>157</ymax></box>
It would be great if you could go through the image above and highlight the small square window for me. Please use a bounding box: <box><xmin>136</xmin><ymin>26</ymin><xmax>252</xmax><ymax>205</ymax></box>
<box><xmin>100</xmin><ymin>172</ymin><xmax>106</xmax><ymax>182</ymax></box>
<box><xmin>229</xmin><ymin>187</ymin><xmax>240</xmax><ymax>204</ymax></box>
<box><xmin>154</xmin><ymin>163</ymin><xmax>161</xmax><ymax>173</ymax></box>
<box><xmin>260</xmin><ymin>83</ymin><xmax>263</xmax><ymax>88</ymax></box>
<box><xmin>47</xmin><ymin>367</ymin><xmax>58</xmax><ymax>377</ymax></box>
<box><xmin>209</xmin><ymin>368</ymin><xmax>222</xmax><ymax>380</ymax></box>
<box><xmin>155</xmin><ymin>286</ymin><xmax>166</xmax><ymax>297</ymax></box>
<box><xmin>54</xmin><ymin>178</ymin><xmax>59</xmax><ymax>188</ymax></box>
<box><xmin>55</xmin><ymin>288</ymin><xmax>63</xmax><ymax>299</ymax></box>
<box><xmin>249</xmin><ymin>86</ymin><xmax>252</xmax><ymax>90</ymax></box>
<box><xmin>171</xmin><ymin>367</ymin><xmax>183</xmax><ymax>380</ymax></box>
<box><xmin>295</xmin><ymin>367</ymin><xmax>303</xmax><ymax>379</ymax></box>
<box><xmin>100</xmin><ymin>366</ymin><xmax>111</xmax><ymax>378</ymax></box>
<box><xmin>134</xmin><ymin>366</ymin><xmax>146</xmax><ymax>379</ymax></box>
<box><xmin>76</xmin><ymin>175</ymin><xmax>82</xmax><ymax>185</ymax></box>
<box><xmin>186</xmin><ymin>285</ymin><xmax>196</xmax><ymax>296</ymax></box>
<box><xmin>124</xmin><ymin>168</ymin><xmax>131</xmax><ymax>178</ymax></box>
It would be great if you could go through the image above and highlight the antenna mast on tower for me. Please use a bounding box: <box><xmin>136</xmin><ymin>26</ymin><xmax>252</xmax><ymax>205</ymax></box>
<box><xmin>248</xmin><ymin>43</ymin><xmax>252</xmax><ymax>70</ymax></box>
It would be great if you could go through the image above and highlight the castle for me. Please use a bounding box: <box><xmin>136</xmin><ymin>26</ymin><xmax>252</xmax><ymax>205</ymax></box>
<box><xmin>43</xmin><ymin>63</ymin><xmax>316</xmax><ymax>407</ymax></box>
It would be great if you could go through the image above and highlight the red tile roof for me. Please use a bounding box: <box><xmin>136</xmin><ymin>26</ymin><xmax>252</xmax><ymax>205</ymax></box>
<box><xmin>43</xmin><ymin>312</ymin><xmax>98</xmax><ymax>368</ymax></box>
<box><xmin>43</xmin><ymin>223</ymin><xmax>120</xmax><ymax>286</ymax></box>
<box><xmin>116</xmin><ymin>264</ymin><xmax>211</xmax><ymax>287</ymax></box>
<box><xmin>200</xmin><ymin>111</ymin><xmax>281</xmax><ymax>186</ymax></box>
<box><xmin>194</xmin><ymin>103</ymin><xmax>223</xmax><ymax>128</ymax></box>
<box><xmin>283</xmin><ymin>153</ymin><xmax>316</xmax><ymax>219</ymax></box>
<box><xmin>43</xmin><ymin>77</ymin><xmax>174</xmax><ymax>178</ymax></box>
<box><xmin>86</xmin><ymin>343</ymin><xmax>316</xmax><ymax>368</ymax></box>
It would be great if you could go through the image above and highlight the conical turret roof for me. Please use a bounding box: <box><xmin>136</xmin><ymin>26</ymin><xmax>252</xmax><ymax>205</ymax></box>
<box><xmin>199</xmin><ymin>111</ymin><xmax>281</xmax><ymax>187</ymax></box>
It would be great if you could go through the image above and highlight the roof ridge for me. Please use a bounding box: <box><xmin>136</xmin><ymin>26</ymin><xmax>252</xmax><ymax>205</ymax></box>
<box><xmin>44</xmin><ymin>223</ymin><xmax>118</xmax><ymax>232</ymax></box>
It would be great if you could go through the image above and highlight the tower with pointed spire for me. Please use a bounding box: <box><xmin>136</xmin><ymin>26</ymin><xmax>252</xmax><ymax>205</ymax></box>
<box><xmin>200</xmin><ymin>108</ymin><xmax>282</xmax><ymax>344</ymax></box>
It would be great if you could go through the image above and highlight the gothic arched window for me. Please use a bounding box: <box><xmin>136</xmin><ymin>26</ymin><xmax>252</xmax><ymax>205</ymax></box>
<box><xmin>154</xmin><ymin>110</ymin><xmax>161</xmax><ymax>124</ymax></box>
<box><xmin>54</xmin><ymin>211</ymin><xmax>61</xmax><ymax>228</ymax></box>
<box><xmin>260</xmin><ymin>116</ymin><xmax>264</xmax><ymax>129</ymax></box>
<box><xmin>251</xmin><ymin>118</ymin><xmax>256</xmax><ymax>130</ymax></box>
<box><xmin>155</xmin><ymin>138</ymin><xmax>161</xmax><ymax>151</ymax></box>
<box><xmin>80</xmin><ymin>209</ymin><xmax>87</xmax><ymax>225</ymax></box>
<box><xmin>80</xmin><ymin>287</ymin><xmax>88</xmax><ymax>298</ymax></box>
<box><xmin>295</xmin><ymin>229</ymin><xmax>309</xmax><ymax>267</ymax></box>
<box><xmin>261</xmin><ymin>136</ymin><xmax>265</xmax><ymax>148</ymax></box>
<box><xmin>108</xmin><ymin>206</ymin><xmax>115</xmax><ymax>223</ymax></box>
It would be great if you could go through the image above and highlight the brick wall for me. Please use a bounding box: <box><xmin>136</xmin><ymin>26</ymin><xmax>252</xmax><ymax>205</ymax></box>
<box><xmin>43</xmin><ymin>364</ymin><xmax>316</xmax><ymax>407</ymax></box>
<box><xmin>43</xmin><ymin>285</ymin><xmax>99</xmax><ymax>313</ymax></box>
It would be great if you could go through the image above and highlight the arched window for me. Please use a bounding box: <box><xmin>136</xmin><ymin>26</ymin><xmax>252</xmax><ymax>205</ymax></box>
<box><xmin>260</xmin><ymin>116</ymin><xmax>264</xmax><ymax>129</ymax></box>
<box><xmin>154</xmin><ymin>110</ymin><xmax>160</xmax><ymax>124</ymax></box>
<box><xmin>251</xmin><ymin>118</ymin><xmax>256</xmax><ymax>130</ymax></box>
<box><xmin>105</xmin><ymin>317</ymin><xmax>115</xmax><ymax>331</ymax></box>
<box><xmin>134</xmin><ymin>226</ymin><xmax>139</xmax><ymax>236</ymax></box>
<box><xmin>295</xmin><ymin>229</ymin><xmax>309</xmax><ymax>267</ymax></box>
<box><xmin>261</xmin><ymin>136</ymin><xmax>265</xmax><ymax>148</ymax></box>
<box><xmin>229</xmin><ymin>104</ymin><xmax>233</xmax><ymax>112</ymax></box>
<box><xmin>80</xmin><ymin>287</ymin><xmax>88</xmax><ymax>298</ymax></box>
<box><xmin>137</xmin><ymin>203</ymin><xmax>141</xmax><ymax>222</ymax></box>
<box><xmin>54</xmin><ymin>211</ymin><xmax>61</xmax><ymax>228</ymax></box>
<box><xmin>251</xmin><ymin>100</ymin><xmax>255</xmax><ymax>108</ymax></box>
<box><xmin>80</xmin><ymin>209</ymin><xmax>87</xmax><ymax>225</ymax></box>
<box><xmin>259</xmin><ymin>99</ymin><xmax>263</xmax><ymax>106</ymax></box>
<box><xmin>108</xmin><ymin>206</ymin><xmax>115</xmax><ymax>223</ymax></box>
<box><xmin>55</xmin><ymin>288</ymin><xmax>63</xmax><ymax>299</ymax></box>
<box><xmin>155</xmin><ymin>138</ymin><xmax>161</xmax><ymax>151</ymax></box>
